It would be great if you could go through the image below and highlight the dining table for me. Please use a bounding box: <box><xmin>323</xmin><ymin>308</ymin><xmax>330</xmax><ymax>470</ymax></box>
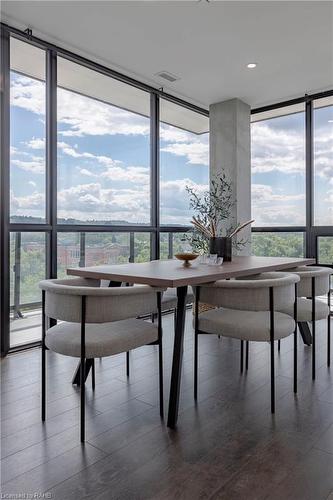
<box><xmin>67</xmin><ymin>255</ymin><xmax>315</xmax><ymax>428</ymax></box>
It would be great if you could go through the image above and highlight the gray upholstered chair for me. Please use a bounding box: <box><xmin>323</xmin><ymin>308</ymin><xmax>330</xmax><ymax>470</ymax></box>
<box><xmin>278</xmin><ymin>266</ymin><xmax>332</xmax><ymax>379</ymax></box>
<box><xmin>193</xmin><ymin>272</ymin><xmax>300</xmax><ymax>413</ymax></box>
<box><xmin>39</xmin><ymin>277</ymin><xmax>165</xmax><ymax>442</ymax></box>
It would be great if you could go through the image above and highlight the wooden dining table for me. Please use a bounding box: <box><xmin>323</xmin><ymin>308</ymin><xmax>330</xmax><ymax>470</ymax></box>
<box><xmin>67</xmin><ymin>255</ymin><xmax>315</xmax><ymax>428</ymax></box>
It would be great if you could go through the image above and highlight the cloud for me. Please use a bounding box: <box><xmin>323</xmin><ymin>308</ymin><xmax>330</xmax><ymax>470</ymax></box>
<box><xmin>79</xmin><ymin>168</ymin><xmax>97</xmax><ymax>177</ymax></box>
<box><xmin>11</xmin><ymin>156</ymin><xmax>44</xmax><ymax>174</ymax></box>
<box><xmin>28</xmin><ymin>180</ymin><xmax>37</xmax><ymax>188</ymax></box>
<box><xmin>26</xmin><ymin>138</ymin><xmax>45</xmax><ymax>150</ymax></box>
<box><xmin>10</xmin><ymin>190</ymin><xmax>45</xmax><ymax>213</ymax></box>
<box><xmin>252</xmin><ymin>184</ymin><xmax>305</xmax><ymax>203</ymax></box>
<box><xmin>57</xmin><ymin>182</ymin><xmax>150</xmax><ymax>223</ymax></box>
<box><xmin>161</xmin><ymin>142</ymin><xmax>209</xmax><ymax>166</ymax></box>
<box><xmin>160</xmin><ymin>178</ymin><xmax>208</xmax><ymax>224</ymax></box>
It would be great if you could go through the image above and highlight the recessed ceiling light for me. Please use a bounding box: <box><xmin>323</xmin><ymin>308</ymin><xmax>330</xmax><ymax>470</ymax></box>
<box><xmin>328</xmin><ymin>119</ymin><xmax>333</xmax><ymax>123</ymax></box>
<box><xmin>247</xmin><ymin>63</ymin><xmax>257</xmax><ymax>69</ymax></box>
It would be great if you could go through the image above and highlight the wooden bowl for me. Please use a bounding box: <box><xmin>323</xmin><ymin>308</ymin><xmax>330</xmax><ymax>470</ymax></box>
<box><xmin>174</xmin><ymin>253</ymin><xmax>199</xmax><ymax>267</ymax></box>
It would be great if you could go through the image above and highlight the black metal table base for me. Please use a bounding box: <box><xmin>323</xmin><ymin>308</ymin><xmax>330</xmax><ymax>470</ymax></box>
<box><xmin>298</xmin><ymin>322</ymin><xmax>313</xmax><ymax>346</ymax></box>
<box><xmin>167</xmin><ymin>285</ymin><xmax>188</xmax><ymax>429</ymax></box>
<box><xmin>72</xmin><ymin>358</ymin><xmax>94</xmax><ymax>386</ymax></box>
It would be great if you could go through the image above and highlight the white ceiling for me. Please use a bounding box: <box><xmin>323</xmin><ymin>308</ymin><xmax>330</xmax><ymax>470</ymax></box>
<box><xmin>1</xmin><ymin>1</ymin><xmax>332</xmax><ymax>110</ymax></box>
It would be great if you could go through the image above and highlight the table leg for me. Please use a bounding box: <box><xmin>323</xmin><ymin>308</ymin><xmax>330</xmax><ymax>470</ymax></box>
<box><xmin>298</xmin><ymin>322</ymin><xmax>313</xmax><ymax>345</ymax></box>
<box><xmin>167</xmin><ymin>285</ymin><xmax>188</xmax><ymax>429</ymax></box>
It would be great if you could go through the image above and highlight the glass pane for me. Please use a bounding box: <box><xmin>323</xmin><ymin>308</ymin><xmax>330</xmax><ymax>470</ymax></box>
<box><xmin>160</xmin><ymin>232</ymin><xmax>190</xmax><ymax>259</ymax></box>
<box><xmin>57</xmin><ymin>57</ymin><xmax>150</xmax><ymax>225</ymax></box>
<box><xmin>251</xmin><ymin>105</ymin><xmax>306</xmax><ymax>227</ymax></box>
<box><xmin>160</xmin><ymin>99</ymin><xmax>209</xmax><ymax>226</ymax></box>
<box><xmin>10</xmin><ymin>232</ymin><xmax>46</xmax><ymax>347</ymax></box>
<box><xmin>317</xmin><ymin>237</ymin><xmax>333</xmax><ymax>265</ymax></box>
<box><xmin>58</xmin><ymin>232</ymin><xmax>151</xmax><ymax>276</ymax></box>
<box><xmin>314</xmin><ymin>98</ymin><xmax>333</xmax><ymax>226</ymax></box>
<box><xmin>57</xmin><ymin>233</ymin><xmax>81</xmax><ymax>279</ymax></box>
<box><xmin>251</xmin><ymin>232</ymin><xmax>305</xmax><ymax>257</ymax></box>
<box><xmin>10</xmin><ymin>38</ymin><xmax>46</xmax><ymax>223</ymax></box>
<box><xmin>134</xmin><ymin>233</ymin><xmax>151</xmax><ymax>263</ymax></box>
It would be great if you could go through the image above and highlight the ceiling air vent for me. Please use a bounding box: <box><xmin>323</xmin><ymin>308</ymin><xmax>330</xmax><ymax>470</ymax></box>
<box><xmin>155</xmin><ymin>71</ymin><xmax>180</xmax><ymax>83</ymax></box>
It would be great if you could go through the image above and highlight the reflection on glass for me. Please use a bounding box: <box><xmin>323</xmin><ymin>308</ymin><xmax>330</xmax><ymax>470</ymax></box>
<box><xmin>160</xmin><ymin>99</ymin><xmax>209</xmax><ymax>226</ymax></box>
<box><xmin>10</xmin><ymin>39</ymin><xmax>46</xmax><ymax>223</ymax></box>
<box><xmin>57</xmin><ymin>57</ymin><xmax>150</xmax><ymax>225</ymax></box>
<box><xmin>251</xmin><ymin>106</ymin><xmax>306</xmax><ymax>227</ymax></box>
<box><xmin>9</xmin><ymin>232</ymin><xmax>46</xmax><ymax>347</ymax></box>
<box><xmin>251</xmin><ymin>232</ymin><xmax>305</xmax><ymax>257</ymax></box>
<box><xmin>314</xmin><ymin>99</ymin><xmax>333</xmax><ymax>226</ymax></box>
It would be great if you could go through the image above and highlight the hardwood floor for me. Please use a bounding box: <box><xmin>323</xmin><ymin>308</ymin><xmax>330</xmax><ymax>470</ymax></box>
<box><xmin>1</xmin><ymin>311</ymin><xmax>333</xmax><ymax>500</ymax></box>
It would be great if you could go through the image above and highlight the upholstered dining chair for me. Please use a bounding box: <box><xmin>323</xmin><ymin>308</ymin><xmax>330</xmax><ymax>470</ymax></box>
<box><xmin>193</xmin><ymin>272</ymin><xmax>300</xmax><ymax>413</ymax></box>
<box><xmin>39</xmin><ymin>277</ymin><xmax>165</xmax><ymax>442</ymax></box>
<box><xmin>278</xmin><ymin>266</ymin><xmax>332</xmax><ymax>379</ymax></box>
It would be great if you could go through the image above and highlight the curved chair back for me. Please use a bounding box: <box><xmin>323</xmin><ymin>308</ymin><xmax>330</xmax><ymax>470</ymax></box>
<box><xmin>39</xmin><ymin>278</ymin><xmax>163</xmax><ymax>323</ymax></box>
<box><xmin>197</xmin><ymin>272</ymin><xmax>300</xmax><ymax>311</ymax></box>
<box><xmin>287</xmin><ymin>266</ymin><xmax>332</xmax><ymax>297</ymax></box>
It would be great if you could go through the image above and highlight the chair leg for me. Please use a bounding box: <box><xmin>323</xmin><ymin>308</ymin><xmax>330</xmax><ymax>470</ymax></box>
<box><xmin>41</xmin><ymin>290</ymin><xmax>46</xmax><ymax>422</ymax></box>
<box><xmin>328</xmin><ymin>291</ymin><xmax>331</xmax><ymax>368</ymax></box>
<box><xmin>270</xmin><ymin>340</ymin><xmax>275</xmax><ymax>413</ymax></box>
<box><xmin>158</xmin><ymin>341</ymin><xmax>164</xmax><ymax>419</ymax></box>
<box><xmin>126</xmin><ymin>351</ymin><xmax>130</xmax><ymax>377</ymax></box>
<box><xmin>294</xmin><ymin>282</ymin><xmax>298</xmax><ymax>394</ymax></box>
<box><xmin>240</xmin><ymin>340</ymin><xmax>244</xmax><ymax>374</ymax></box>
<box><xmin>80</xmin><ymin>359</ymin><xmax>85</xmax><ymax>442</ymax></box>
<box><xmin>269</xmin><ymin>287</ymin><xmax>275</xmax><ymax>414</ymax></box>
<box><xmin>173</xmin><ymin>309</ymin><xmax>177</xmax><ymax>333</ymax></box>
<box><xmin>312</xmin><ymin>277</ymin><xmax>316</xmax><ymax>380</ymax></box>
<box><xmin>91</xmin><ymin>358</ymin><xmax>95</xmax><ymax>391</ymax></box>
<box><xmin>245</xmin><ymin>341</ymin><xmax>249</xmax><ymax>370</ymax></box>
<box><xmin>278</xmin><ymin>340</ymin><xmax>281</xmax><ymax>352</ymax></box>
<box><xmin>194</xmin><ymin>331</ymin><xmax>198</xmax><ymax>400</ymax></box>
<box><xmin>80</xmin><ymin>297</ymin><xmax>86</xmax><ymax>443</ymax></box>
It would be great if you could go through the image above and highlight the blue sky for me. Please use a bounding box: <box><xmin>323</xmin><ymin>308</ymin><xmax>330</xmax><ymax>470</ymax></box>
<box><xmin>9</xmin><ymin>72</ymin><xmax>332</xmax><ymax>227</ymax></box>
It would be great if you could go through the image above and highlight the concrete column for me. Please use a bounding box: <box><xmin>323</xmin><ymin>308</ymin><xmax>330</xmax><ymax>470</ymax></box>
<box><xmin>209</xmin><ymin>98</ymin><xmax>251</xmax><ymax>255</ymax></box>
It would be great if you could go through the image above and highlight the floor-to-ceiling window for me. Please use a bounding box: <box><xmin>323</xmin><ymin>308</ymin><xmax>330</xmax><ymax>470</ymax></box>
<box><xmin>251</xmin><ymin>104</ymin><xmax>306</xmax><ymax>258</ymax></box>
<box><xmin>251</xmin><ymin>97</ymin><xmax>333</xmax><ymax>273</ymax></box>
<box><xmin>9</xmin><ymin>38</ymin><xmax>47</xmax><ymax>347</ymax></box>
<box><xmin>1</xmin><ymin>27</ymin><xmax>209</xmax><ymax>352</ymax></box>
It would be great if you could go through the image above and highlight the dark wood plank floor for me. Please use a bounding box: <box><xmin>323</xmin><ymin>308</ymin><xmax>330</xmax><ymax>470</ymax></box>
<box><xmin>1</xmin><ymin>311</ymin><xmax>333</xmax><ymax>500</ymax></box>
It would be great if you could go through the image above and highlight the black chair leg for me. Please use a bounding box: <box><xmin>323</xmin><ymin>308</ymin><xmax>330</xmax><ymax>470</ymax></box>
<box><xmin>42</xmin><ymin>344</ymin><xmax>46</xmax><ymax>421</ymax></box>
<box><xmin>80</xmin><ymin>296</ymin><xmax>86</xmax><ymax>443</ymax></box>
<box><xmin>269</xmin><ymin>287</ymin><xmax>275</xmax><ymax>414</ymax></box>
<box><xmin>126</xmin><ymin>351</ymin><xmax>130</xmax><ymax>377</ymax></box>
<box><xmin>270</xmin><ymin>340</ymin><xmax>275</xmax><ymax>413</ymax></box>
<box><xmin>245</xmin><ymin>341</ymin><xmax>249</xmax><ymax>370</ymax></box>
<box><xmin>294</xmin><ymin>282</ymin><xmax>298</xmax><ymax>394</ymax></box>
<box><xmin>41</xmin><ymin>290</ymin><xmax>46</xmax><ymax>422</ymax></box>
<box><xmin>158</xmin><ymin>342</ymin><xmax>164</xmax><ymax>419</ymax></box>
<box><xmin>240</xmin><ymin>340</ymin><xmax>244</xmax><ymax>374</ymax></box>
<box><xmin>194</xmin><ymin>331</ymin><xmax>198</xmax><ymax>400</ymax></box>
<box><xmin>91</xmin><ymin>359</ymin><xmax>95</xmax><ymax>390</ymax></box>
<box><xmin>278</xmin><ymin>340</ymin><xmax>281</xmax><ymax>352</ymax></box>
<box><xmin>328</xmin><ymin>291</ymin><xmax>331</xmax><ymax>368</ymax></box>
<box><xmin>80</xmin><ymin>359</ymin><xmax>85</xmax><ymax>442</ymax></box>
<box><xmin>312</xmin><ymin>277</ymin><xmax>316</xmax><ymax>380</ymax></box>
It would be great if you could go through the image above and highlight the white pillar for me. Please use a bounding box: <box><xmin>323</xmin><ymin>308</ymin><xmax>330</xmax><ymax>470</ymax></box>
<box><xmin>209</xmin><ymin>98</ymin><xmax>251</xmax><ymax>255</ymax></box>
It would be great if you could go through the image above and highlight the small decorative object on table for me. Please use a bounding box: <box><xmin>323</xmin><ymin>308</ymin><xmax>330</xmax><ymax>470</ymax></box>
<box><xmin>185</xmin><ymin>172</ymin><xmax>254</xmax><ymax>262</ymax></box>
<box><xmin>174</xmin><ymin>253</ymin><xmax>199</xmax><ymax>267</ymax></box>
